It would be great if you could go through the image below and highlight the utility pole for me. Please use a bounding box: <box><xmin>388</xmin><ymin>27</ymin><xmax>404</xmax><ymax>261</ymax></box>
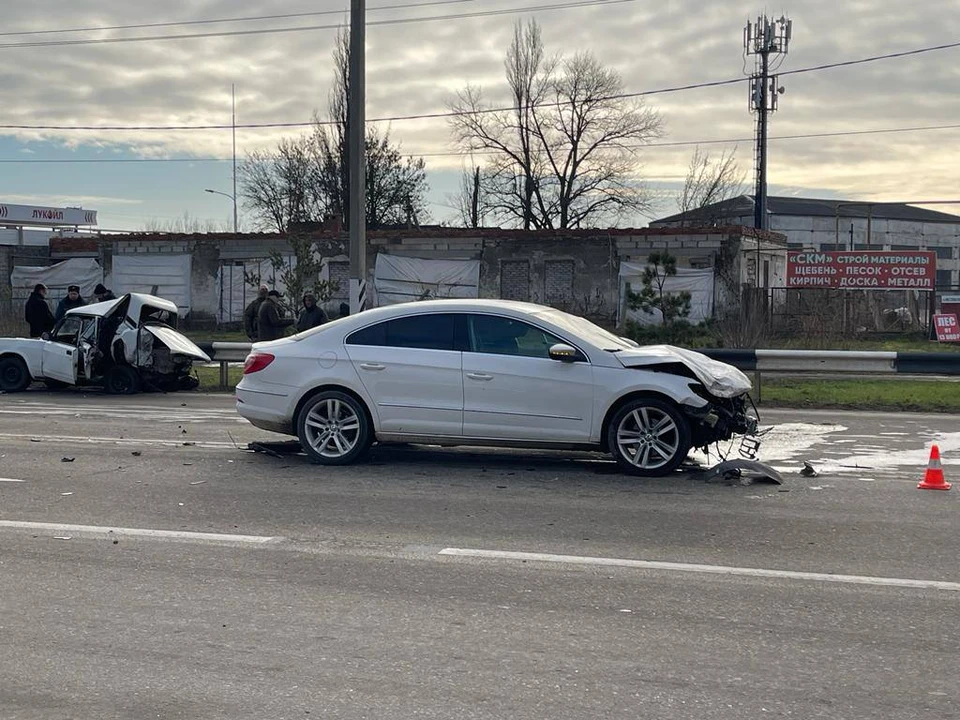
<box><xmin>231</xmin><ymin>83</ymin><xmax>238</xmax><ymax>236</ymax></box>
<box><xmin>348</xmin><ymin>0</ymin><xmax>367</xmax><ymax>314</ymax></box>
<box><xmin>744</xmin><ymin>14</ymin><xmax>792</xmax><ymax>231</ymax></box>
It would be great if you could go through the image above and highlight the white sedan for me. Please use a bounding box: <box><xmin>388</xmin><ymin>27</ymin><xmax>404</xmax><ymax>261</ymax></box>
<box><xmin>236</xmin><ymin>300</ymin><xmax>757</xmax><ymax>476</ymax></box>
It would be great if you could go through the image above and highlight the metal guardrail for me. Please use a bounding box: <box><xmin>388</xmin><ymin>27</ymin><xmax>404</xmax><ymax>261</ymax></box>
<box><xmin>199</xmin><ymin>342</ymin><xmax>960</xmax><ymax>394</ymax></box>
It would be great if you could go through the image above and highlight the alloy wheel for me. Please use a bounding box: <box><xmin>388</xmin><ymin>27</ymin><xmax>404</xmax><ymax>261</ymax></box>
<box><xmin>615</xmin><ymin>406</ymin><xmax>681</xmax><ymax>470</ymax></box>
<box><xmin>303</xmin><ymin>398</ymin><xmax>362</xmax><ymax>459</ymax></box>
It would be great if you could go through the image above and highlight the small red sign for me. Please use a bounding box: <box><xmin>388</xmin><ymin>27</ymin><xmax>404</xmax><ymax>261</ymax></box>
<box><xmin>934</xmin><ymin>314</ymin><xmax>960</xmax><ymax>343</ymax></box>
<box><xmin>787</xmin><ymin>251</ymin><xmax>936</xmax><ymax>290</ymax></box>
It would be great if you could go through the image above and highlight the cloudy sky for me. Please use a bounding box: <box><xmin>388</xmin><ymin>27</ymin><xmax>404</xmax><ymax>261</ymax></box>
<box><xmin>1</xmin><ymin>0</ymin><xmax>959</xmax><ymax>231</ymax></box>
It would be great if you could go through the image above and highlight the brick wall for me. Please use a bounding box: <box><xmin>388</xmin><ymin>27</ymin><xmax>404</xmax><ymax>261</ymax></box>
<box><xmin>500</xmin><ymin>260</ymin><xmax>530</xmax><ymax>301</ymax></box>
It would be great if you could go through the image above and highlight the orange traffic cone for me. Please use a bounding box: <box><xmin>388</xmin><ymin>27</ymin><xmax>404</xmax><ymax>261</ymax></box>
<box><xmin>918</xmin><ymin>444</ymin><xmax>951</xmax><ymax>491</ymax></box>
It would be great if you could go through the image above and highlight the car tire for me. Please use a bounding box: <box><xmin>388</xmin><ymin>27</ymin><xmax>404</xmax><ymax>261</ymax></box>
<box><xmin>297</xmin><ymin>391</ymin><xmax>372</xmax><ymax>466</ymax></box>
<box><xmin>607</xmin><ymin>397</ymin><xmax>691</xmax><ymax>477</ymax></box>
<box><xmin>0</xmin><ymin>357</ymin><xmax>31</xmax><ymax>393</ymax></box>
<box><xmin>104</xmin><ymin>365</ymin><xmax>142</xmax><ymax>395</ymax></box>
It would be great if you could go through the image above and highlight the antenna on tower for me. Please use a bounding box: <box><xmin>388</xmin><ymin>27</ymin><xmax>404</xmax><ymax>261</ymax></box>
<box><xmin>744</xmin><ymin>13</ymin><xmax>792</xmax><ymax>231</ymax></box>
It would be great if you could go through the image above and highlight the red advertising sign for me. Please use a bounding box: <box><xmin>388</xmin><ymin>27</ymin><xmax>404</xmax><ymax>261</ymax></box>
<box><xmin>934</xmin><ymin>314</ymin><xmax>960</xmax><ymax>343</ymax></box>
<box><xmin>786</xmin><ymin>251</ymin><xmax>936</xmax><ymax>290</ymax></box>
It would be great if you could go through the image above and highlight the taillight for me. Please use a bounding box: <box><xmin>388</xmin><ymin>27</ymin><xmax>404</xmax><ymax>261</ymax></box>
<box><xmin>243</xmin><ymin>352</ymin><xmax>275</xmax><ymax>374</ymax></box>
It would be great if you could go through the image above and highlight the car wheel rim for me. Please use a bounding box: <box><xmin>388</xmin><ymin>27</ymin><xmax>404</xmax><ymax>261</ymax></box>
<box><xmin>304</xmin><ymin>399</ymin><xmax>361</xmax><ymax>459</ymax></box>
<box><xmin>2</xmin><ymin>365</ymin><xmax>22</xmax><ymax>386</ymax></box>
<box><xmin>616</xmin><ymin>407</ymin><xmax>680</xmax><ymax>470</ymax></box>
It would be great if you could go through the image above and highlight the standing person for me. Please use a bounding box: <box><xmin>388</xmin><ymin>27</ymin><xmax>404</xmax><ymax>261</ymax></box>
<box><xmin>257</xmin><ymin>290</ymin><xmax>294</xmax><ymax>341</ymax></box>
<box><xmin>296</xmin><ymin>292</ymin><xmax>328</xmax><ymax>333</ymax></box>
<box><xmin>55</xmin><ymin>285</ymin><xmax>86</xmax><ymax>322</ymax></box>
<box><xmin>243</xmin><ymin>285</ymin><xmax>269</xmax><ymax>341</ymax></box>
<box><xmin>25</xmin><ymin>284</ymin><xmax>56</xmax><ymax>338</ymax></box>
<box><xmin>93</xmin><ymin>284</ymin><xmax>117</xmax><ymax>302</ymax></box>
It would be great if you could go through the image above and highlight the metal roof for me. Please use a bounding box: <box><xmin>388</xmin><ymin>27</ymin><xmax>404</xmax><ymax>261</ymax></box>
<box><xmin>653</xmin><ymin>195</ymin><xmax>960</xmax><ymax>225</ymax></box>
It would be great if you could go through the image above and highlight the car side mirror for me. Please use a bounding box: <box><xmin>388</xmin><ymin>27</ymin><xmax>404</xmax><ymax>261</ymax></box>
<box><xmin>549</xmin><ymin>343</ymin><xmax>580</xmax><ymax>363</ymax></box>
<box><xmin>41</xmin><ymin>332</ymin><xmax>51</xmax><ymax>341</ymax></box>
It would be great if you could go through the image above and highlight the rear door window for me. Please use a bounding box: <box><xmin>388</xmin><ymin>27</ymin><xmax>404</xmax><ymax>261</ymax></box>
<box><xmin>347</xmin><ymin>313</ymin><xmax>457</xmax><ymax>351</ymax></box>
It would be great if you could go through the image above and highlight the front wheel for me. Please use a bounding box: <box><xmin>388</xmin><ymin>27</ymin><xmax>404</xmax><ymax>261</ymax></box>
<box><xmin>297</xmin><ymin>391</ymin><xmax>372</xmax><ymax>465</ymax></box>
<box><xmin>607</xmin><ymin>397</ymin><xmax>691</xmax><ymax>477</ymax></box>
<box><xmin>104</xmin><ymin>365</ymin><xmax>142</xmax><ymax>395</ymax></box>
<box><xmin>0</xmin><ymin>357</ymin><xmax>31</xmax><ymax>392</ymax></box>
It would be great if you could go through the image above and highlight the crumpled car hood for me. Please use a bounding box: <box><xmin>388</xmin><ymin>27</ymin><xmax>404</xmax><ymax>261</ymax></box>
<box><xmin>615</xmin><ymin>345</ymin><xmax>752</xmax><ymax>399</ymax></box>
<box><xmin>143</xmin><ymin>325</ymin><xmax>210</xmax><ymax>362</ymax></box>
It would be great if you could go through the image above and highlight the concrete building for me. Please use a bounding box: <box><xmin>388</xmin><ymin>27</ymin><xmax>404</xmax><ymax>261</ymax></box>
<box><xmin>653</xmin><ymin>196</ymin><xmax>960</xmax><ymax>290</ymax></box>
<box><xmin>26</xmin><ymin>225</ymin><xmax>785</xmax><ymax>330</ymax></box>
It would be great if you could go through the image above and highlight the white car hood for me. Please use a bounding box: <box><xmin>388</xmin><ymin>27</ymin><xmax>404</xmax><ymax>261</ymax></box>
<box><xmin>615</xmin><ymin>345</ymin><xmax>752</xmax><ymax>399</ymax></box>
<box><xmin>143</xmin><ymin>325</ymin><xmax>211</xmax><ymax>362</ymax></box>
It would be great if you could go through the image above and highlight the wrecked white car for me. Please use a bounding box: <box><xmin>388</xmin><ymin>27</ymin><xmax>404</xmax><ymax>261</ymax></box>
<box><xmin>0</xmin><ymin>293</ymin><xmax>210</xmax><ymax>394</ymax></box>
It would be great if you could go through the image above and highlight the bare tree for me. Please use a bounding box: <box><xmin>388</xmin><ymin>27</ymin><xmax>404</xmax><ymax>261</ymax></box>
<box><xmin>142</xmin><ymin>211</ymin><xmax>228</xmax><ymax>233</ymax></box>
<box><xmin>449</xmin><ymin>19</ymin><xmax>663</xmax><ymax>229</ymax></box>
<box><xmin>445</xmin><ymin>165</ymin><xmax>486</xmax><ymax>228</ymax></box>
<box><xmin>240</xmin><ymin>28</ymin><xmax>428</xmax><ymax>232</ymax></box>
<box><xmin>677</xmin><ymin>146</ymin><xmax>746</xmax><ymax>223</ymax></box>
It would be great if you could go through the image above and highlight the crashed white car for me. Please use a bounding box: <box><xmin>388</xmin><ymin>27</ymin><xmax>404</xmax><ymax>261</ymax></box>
<box><xmin>0</xmin><ymin>293</ymin><xmax>210</xmax><ymax>395</ymax></box>
<box><xmin>236</xmin><ymin>299</ymin><xmax>759</xmax><ymax>476</ymax></box>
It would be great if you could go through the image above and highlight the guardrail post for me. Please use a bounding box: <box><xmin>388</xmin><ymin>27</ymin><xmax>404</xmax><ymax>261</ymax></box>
<box><xmin>754</xmin><ymin>371</ymin><xmax>762</xmax><ymax>404</ymax></box>
<box><xmin>219</xmin><ymin>361</ymin><xmax>229</xmax><ymax>390</ymax></box>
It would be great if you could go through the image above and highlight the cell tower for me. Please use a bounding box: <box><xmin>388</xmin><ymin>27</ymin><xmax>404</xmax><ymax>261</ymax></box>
<box><xmin>744</xmin><ymin>14</ymin><xmax>792</xmax><ymax>230</ymax></box>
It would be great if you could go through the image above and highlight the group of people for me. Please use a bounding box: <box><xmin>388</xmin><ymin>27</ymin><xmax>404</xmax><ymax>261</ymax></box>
<box><xmin>24</xmin><ymin>283</ymin><xmax>118</xmax><ymax>338</ymax></box>
<box><xmin>243</xmin><ymin>285</ymin><xmax>333</xmax><ymax>342</ymax></box>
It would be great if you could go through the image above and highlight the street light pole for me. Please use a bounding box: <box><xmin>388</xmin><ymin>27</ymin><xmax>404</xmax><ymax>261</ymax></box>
<box><xmin>204</xmin><ymin>189</ymin><xmax>236</xmax><ymax>233</ymax></box>
<box><xmin>348</xmin><ymin>0</ymin><xmax>367</xmax><ymax>314</ymax></box>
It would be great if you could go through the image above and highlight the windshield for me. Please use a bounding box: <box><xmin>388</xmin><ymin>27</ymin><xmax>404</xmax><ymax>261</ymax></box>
<box><xmin>533</xmin><ymin>308</ymin><xmax>633</xmax><ymax>351</ymax></box>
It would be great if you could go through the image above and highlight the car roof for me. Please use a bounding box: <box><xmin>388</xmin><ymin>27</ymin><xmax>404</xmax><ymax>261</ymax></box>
<box><xmin>66</xmin><ymin>293</ymin><xmax>179</xmax><ymax>319</ymax></box>
<box><xmin>348</xmin><ymin>299</ymin><xmax>564</xmax><ymax>322</ymax></box>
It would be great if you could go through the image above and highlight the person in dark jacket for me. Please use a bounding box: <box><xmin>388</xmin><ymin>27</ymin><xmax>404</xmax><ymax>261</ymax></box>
<box><xmin>296</xmin><ymin>292</ymin><xmax>328</xmax><ymax>333</ymax></box>
<box><xmin>243</xmin><ymin>285</ymin><xmax>269</xmax><ymax>340</ymax></box>
<box><xmin>55</xmin><ymin>285</ymin><xmax>86</xmax><ymax>322</ymax></box>
<box><xmin>257</xmin><ymin>290</ymin><xmax>294</xmax><ymax>341</ymax></box>
<box><xmin>93</xmin><ymin>283</ymin><xmax>117</xmax><ymax>302</ymax></box>
<box><xmin>25</xmin><ymin>284</ymin><xmax>56</xmax><ymax>338</ymax></box>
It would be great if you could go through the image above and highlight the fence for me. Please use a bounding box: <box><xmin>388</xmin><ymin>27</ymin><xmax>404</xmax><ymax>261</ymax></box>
<box><xmin>741</xmin><ymin>286</ymin><xmax>936</xmax><ymax>337</ymax></box>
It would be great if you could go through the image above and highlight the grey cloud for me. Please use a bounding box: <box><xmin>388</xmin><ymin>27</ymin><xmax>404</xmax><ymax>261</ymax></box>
<box><xmin>1</xmin><ymin>0</ymin><xmax>958</xmax><ymax>212</ymax></box>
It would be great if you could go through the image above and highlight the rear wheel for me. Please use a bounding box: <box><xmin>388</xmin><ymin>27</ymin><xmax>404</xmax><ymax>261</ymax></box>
<box><xmin>0</xmin><ymin>357</ymin><xmax>31</xmax><ymax>393</ymax></box>
<box><xmin>297</xmin><ymin>391</ymin><xmax>371</xmax><ymax>465</ymax></box>
<box><xmin>607</xmin><ymin>397</ymin><xmax>691</xmax><ymax>477</ymax></box>
<box><xmin>104</xmin><ymin>365</ymin><xmax>141</xmax><ymax>395</ymax></box>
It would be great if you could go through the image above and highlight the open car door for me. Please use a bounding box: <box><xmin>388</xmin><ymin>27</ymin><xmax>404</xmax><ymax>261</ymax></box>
<box><xmin>41</xmin><ymin>316</ymin><xmax>81</xmax><ymax>384</ymax></box>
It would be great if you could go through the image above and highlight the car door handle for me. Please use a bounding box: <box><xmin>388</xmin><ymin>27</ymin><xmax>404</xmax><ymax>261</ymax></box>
<box><xmin>360</xmin><ymin>362</ymin><xmax>386</xmax><ymax>371</ymax></box>
<box><xmin>466</xmin><ymin>372</ymin><xmax>493</xmax><ymax>381</ymax></box>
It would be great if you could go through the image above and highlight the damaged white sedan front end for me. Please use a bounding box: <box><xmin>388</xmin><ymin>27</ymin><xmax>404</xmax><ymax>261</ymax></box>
<box><xmin>0</xmin><ymin>293</ymin><xmax>209</xmax><ymax>394</ymax></box>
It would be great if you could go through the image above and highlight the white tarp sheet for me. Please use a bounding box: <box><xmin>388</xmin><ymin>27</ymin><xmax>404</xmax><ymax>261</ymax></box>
<box><xmin>11</xmin><ymin>258</ymin><xmax>103</xmax><ymax>301</ymax></box>
<box><xmin>112</xmin><ymin>254</ymin><xmax>191</xmax><ymax>315</ymax></box>
<box><xmin>374</xmin><ymin>254</ymin><xmax>481</xmax><ymax>306</ymax></box>
<box><xmin>619</xmin><ymin>262</ymin><xmax>715</xmax><ymax>326</ymax></box>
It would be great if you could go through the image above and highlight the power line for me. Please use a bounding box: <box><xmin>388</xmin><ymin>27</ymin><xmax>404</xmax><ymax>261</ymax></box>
<box><xmin>3</xmin><ymin>121</ymin><xmax>959</xmax><ymax>163</ymax></box>
<box><xmin>1</xmin><ymin>38</ymin><xmax>957</xmax><ymax>132</ymax></box>
<box><xmin>0</xmin><ymin>0</ymin><xmax>639</xmax><ymax>50</ymax></box>
<box><xmin>782</xmin><ymin>40</ymin><xmax>960</xmax><ymax>77</ymax></box>
<box><xmin>0</xmin><ymin>0</ymin><xmax>479</xmax><ymax>38</ymax></box>
<box><xmin>4</xmin><ymin>37</ymin><xmax>958</xmax><ymax>133</ymax></box>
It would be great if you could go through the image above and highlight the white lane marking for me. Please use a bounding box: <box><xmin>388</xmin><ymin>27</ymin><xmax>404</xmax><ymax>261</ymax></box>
<box><xmin>0</xmin><ymin>478</ymin><xmax>25</xmax><ymax>483</ymax></box>
<box><xmin>439</xmin><ymin>548</ymin><xmax>960</xmax><ymax>592</ymax></box>
<box><xmin>0</xmin><ymin>432</ymin><xmax>238</xmax><ymax>449</ymax></box>
<box><xmin>0</xmin><ymin>521</ymin><xmax>282</xmax><ymax>545</ymax></box>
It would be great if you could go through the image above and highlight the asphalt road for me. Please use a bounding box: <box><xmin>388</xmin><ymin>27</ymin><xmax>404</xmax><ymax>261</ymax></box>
<box><xmin>1</xmin><ymin>390</ymin><xmax>958</xmax><ymax>720</ymax></box>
